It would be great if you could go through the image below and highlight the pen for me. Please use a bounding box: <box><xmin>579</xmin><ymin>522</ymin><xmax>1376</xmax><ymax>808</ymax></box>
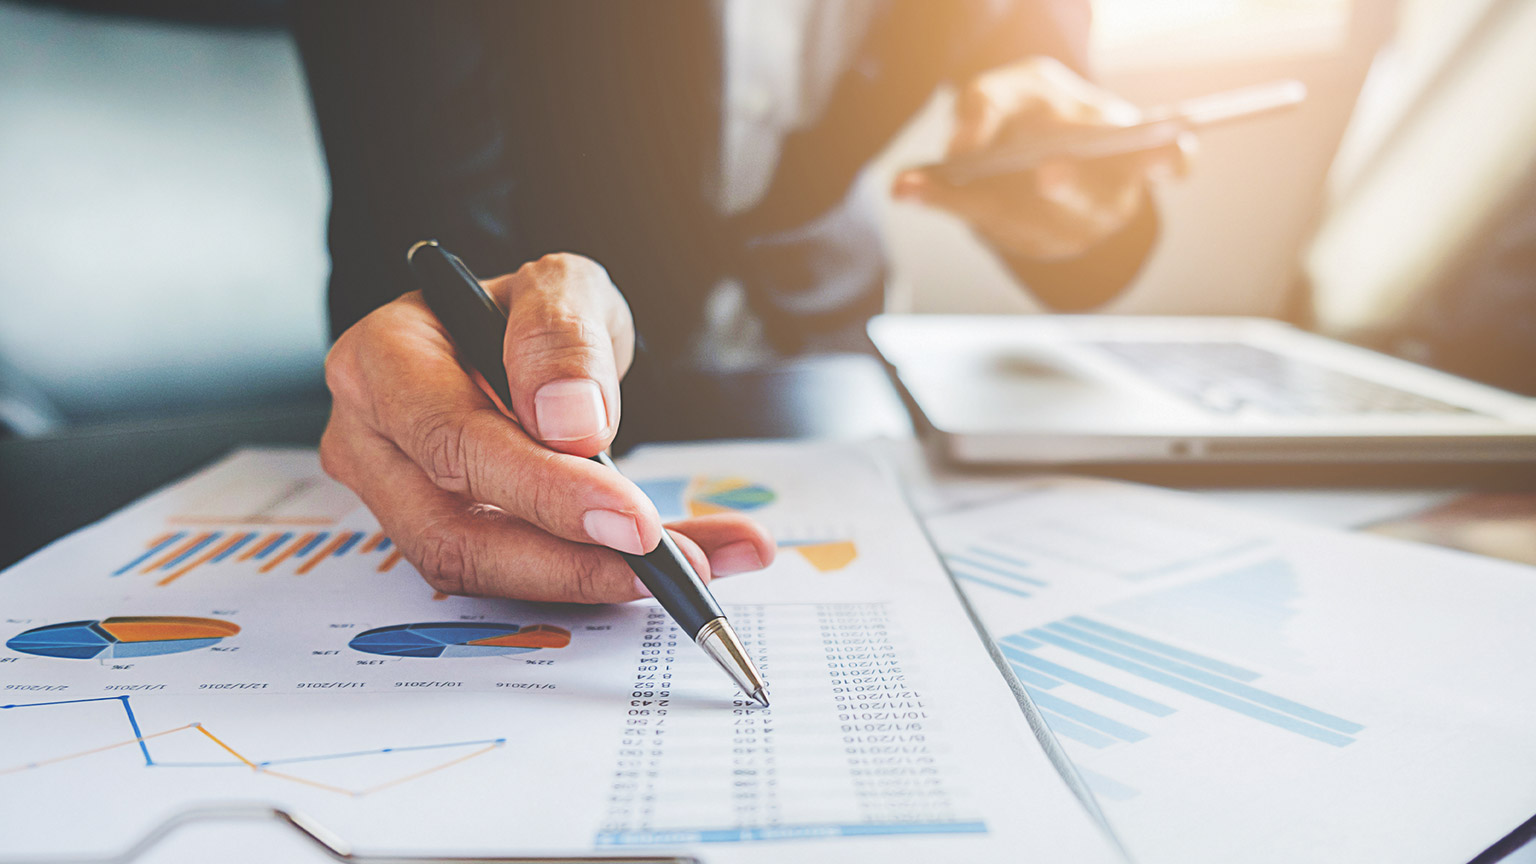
<box><xmin>406</xmin><ymin>240</ymin><xmax>769</xmax><ymax>707</ymax></box>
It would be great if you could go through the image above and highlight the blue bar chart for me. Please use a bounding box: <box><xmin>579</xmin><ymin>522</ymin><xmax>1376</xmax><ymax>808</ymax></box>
<box><xmin>1003</xmin><ymin>615</ymin><xmax>1363</xmax><ymax>751</ymax></box>
<box><xmin>943</xmin><ymin>544</ymin><xmax>1049</xmax><ymax>598</ymax></box>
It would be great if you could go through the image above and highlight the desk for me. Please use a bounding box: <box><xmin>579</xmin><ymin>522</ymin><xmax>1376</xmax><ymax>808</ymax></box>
<box><xmin>0</xmin><ymin>354</ymin><xmax>1531</xmax><ymax>863</ymax></box>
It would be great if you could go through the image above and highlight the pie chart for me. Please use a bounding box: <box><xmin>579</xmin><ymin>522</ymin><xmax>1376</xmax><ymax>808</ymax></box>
<box><xmin>6</xmin><ymin>616</ymin><xmax>240</xmax><ymax>660</ymax></box>
<box><xmin>348</xmin><ymin>622</ymin><xmax>572</xmax><ymax>658</ymax></box>
<box><xmin>636</xmin><ymin>476</ymin><xmax>776</xmax><ymax>521</ymax></box>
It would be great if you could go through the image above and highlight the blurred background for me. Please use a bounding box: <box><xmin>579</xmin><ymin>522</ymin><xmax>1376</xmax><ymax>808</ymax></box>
<box><xmin>1</xmin><ymin>0</ymin><xmax>1532</xmax><ymax>434</ymax></box>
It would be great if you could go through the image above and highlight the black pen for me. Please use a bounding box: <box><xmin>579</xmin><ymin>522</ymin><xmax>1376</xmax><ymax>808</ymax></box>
<box><xmin>406</xmin><ymin>240</ymin><xmax>769</xmax><ymax>707</ymax></box>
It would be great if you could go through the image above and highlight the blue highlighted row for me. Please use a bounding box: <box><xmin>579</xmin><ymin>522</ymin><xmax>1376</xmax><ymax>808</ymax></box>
<box><xmin>596</xmin><ymin>821</ymin><xmax>988</xmax><ymax>845</ymax></box>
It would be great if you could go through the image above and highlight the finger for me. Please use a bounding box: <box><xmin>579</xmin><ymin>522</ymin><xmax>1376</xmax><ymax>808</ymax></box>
<box><xmin>484</xmin><ymin>253</ymin><xmax>634</xmax><ymax>457</ymax></box>
<box><xmin>329</xmin><ymin>421</ymin><xmax>651</xmax><ymax>603</ymax></box>
<box><xmin>666</xmin><ymin>514</ymin><xmax>777</xmax><ymax>577</ymax></box>
<box><xmin>333</xmin><ymin>296</ymin><xmax>662</xmax><ymax>554</ymax></box>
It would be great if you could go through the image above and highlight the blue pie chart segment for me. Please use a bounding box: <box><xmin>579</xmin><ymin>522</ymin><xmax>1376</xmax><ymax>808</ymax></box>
<box><xmin>5</xmin><ymin>621</ymin><xmax>113</xmax><ymax>660</ymax></box>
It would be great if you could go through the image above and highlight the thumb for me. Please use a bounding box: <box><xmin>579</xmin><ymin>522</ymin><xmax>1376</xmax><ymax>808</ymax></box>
<box><xmin>487</xmin><ymin>253</ymin><xmax>635</xmax><ymax>457</ymax></box>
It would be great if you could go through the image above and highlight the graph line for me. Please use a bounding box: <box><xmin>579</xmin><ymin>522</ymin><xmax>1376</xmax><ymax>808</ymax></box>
<box><xmin>0</xmin><ymin>696</ymin><xmax>504</xmax><ymax>797</ymax></box>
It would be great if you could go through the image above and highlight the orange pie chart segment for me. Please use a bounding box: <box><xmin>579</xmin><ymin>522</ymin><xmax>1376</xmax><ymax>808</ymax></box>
<box><xmin>97</xmin><ymin>616</ymin><xmax>242</xmax><ymax>643</ymax></box>
<box><xmin>793</xmin><ymin>541</ymin><xmax>859</xmax><ymax>572</ymax></box>
<box><xmin>467</xmin><ymin>625</ymin><xmax>572</xmax><ymax>649</ymax></box>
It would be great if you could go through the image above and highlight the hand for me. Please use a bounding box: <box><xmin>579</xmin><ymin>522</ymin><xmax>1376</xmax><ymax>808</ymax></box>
<box><xmin>893</xmin><ymin>56</ymin><xmax>1194</xmax><ymax>261</ymax></box>
<box><xmin>320</xmin><ymin>252</ymin><xmax>776</xmax><ymax>603</ymax></box>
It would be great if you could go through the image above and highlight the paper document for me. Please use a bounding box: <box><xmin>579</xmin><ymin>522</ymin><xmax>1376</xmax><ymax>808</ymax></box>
<box><xmin>0</xmin><ymin>445</ymin><xmax>1118</xmax><ymax>863</ymax></box>
<box><xmin>924</xmin><ymin>477</ymin><xmax>1536</xmax><ymax>864</ymax></box>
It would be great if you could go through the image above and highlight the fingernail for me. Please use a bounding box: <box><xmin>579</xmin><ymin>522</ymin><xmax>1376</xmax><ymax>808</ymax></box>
<box><xmin>584</xmin><ymin>509</ymin><xmax>646</xmax><ymax>555</ymax></box>
<box><xmin>535</xmin><ymin>378</ymin><xmax>607</xmax><ymax>442</ymax></box>
<box><xmin>710</xmin><ymin>540</ymin><xmax>765</xmax><ymax>576</ymax></box>
<box><xmin>632</xmin><ymin>576</ymin><xmax>653</xmax><ymax>598</ymax></box>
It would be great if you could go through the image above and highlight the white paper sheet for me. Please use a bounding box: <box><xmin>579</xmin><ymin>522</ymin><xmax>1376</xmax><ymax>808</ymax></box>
<box><xmin>0</xmin><ymin>445</ymin><xmax>1119</xmax><ymax>864</ymax></box>
<box><xmin>924</xmin><ymin>476</ymin><xmax>1536</xmax><ymax>864</ymax></box>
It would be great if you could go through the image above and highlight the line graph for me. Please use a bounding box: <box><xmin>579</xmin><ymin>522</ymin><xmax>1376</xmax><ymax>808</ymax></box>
<box><xmin>0</xmin><ymin>696</ymin><xmax>504</xmax><ymax>798</ymax></box>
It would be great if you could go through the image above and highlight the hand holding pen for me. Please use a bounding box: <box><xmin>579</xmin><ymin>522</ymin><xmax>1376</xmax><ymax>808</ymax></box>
<box><xmin>318</xmin><ymin>250</ymin><xmax>775</xmax><ymax>613</ymax></box>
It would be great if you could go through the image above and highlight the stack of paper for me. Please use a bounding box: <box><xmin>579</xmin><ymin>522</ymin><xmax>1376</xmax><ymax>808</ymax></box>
<box><xmin>924</xmin><ymin>476</ymin><xmax>1536</xmax><ymax>864</ymax></box>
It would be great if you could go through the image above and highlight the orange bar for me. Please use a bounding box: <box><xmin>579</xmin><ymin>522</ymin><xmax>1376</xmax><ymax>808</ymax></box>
<box><xmin>259</xmin><ymin>532</ymin><xmax>317</xmax><ymax>574</ymax></box>
<box><xmin>296</xmin><ymin>533</ymin><xmax>351</xmax><ymax>575</ymax></box>
<box><xmin>359</xmin><ymin>532</ymin><xmax>386</xmax><ymax>553</ymax></box>
<box><xmin>141</xmin><ymin>532</ymin><xmax>212</xmax><ymax>574</ymax></box>
<box><xmin>378</xmin><ymin>548</ymin><xmax>404</xmax><ymax>573</ymax></box>
<box><xmin>158</xmin><ymin>534</ymin><xmax>248</xmax><ymax>586</ymax></box>
<box><xmin>146</xmin><ymin>531</ymin><xmax>174</xmax><ymax>549</ymax></box>
<box><xmin>238</xmin><ymin>533</ymin><xmax>281</xmax><ymax>562</ymax></box>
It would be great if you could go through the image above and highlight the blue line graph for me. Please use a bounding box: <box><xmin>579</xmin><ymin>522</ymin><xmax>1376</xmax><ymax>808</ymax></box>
<box><xmin>0</xmin><ymin>695</ymin><xmax>504</xmax><ymax>780</ymax></box>
<box><xmin>1004</xmin><ymin>615</ymin><xmax>1362</xmax><ymax>749</ymax></box>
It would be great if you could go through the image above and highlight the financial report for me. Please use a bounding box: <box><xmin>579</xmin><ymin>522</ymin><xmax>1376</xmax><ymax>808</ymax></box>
<box><xmin>925</xmin><ymin>476</ymin><xmax>1536</xmax><ymax>864</ymax></box>
<box><xmin>0</xmin><ymin>445</ymin><xmax>1118</xmax><ymax>863</ymax></box>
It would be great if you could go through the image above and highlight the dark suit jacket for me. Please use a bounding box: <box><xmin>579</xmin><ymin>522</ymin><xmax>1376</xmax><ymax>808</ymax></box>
<box><xmin>294</xmin><ymin>0</ymin><xmax>1152</xmax><ymax>341</ymax></box>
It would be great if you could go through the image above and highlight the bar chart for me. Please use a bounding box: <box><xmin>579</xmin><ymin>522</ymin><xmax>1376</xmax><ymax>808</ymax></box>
<box><xmin>1002</xmin><ymin>614</ymin><xmax>1363</xmax><ymax>751</ymax></box>
<box><xmin>943</xmin><ymin>543</ymin><xmax>1049</xmax><ymax>598</ymax></box>
<box><xmin>114</xmin><ymin>529</ymin><xmax>402</xmax><ymax>584</ymax></box>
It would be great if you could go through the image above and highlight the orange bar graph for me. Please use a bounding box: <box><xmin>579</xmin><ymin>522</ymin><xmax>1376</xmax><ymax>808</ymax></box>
<box><xmin>259</xmin><ymin>533</ymin><xmax>316</xmax><ymax>574</ymax></box>
<box><xmin>146</xmin><ymin>532</ymin><xmax>174</xmax><ymax>549</ymax></box>
<box><xmin>141</xmin><ymin>532</ymin><xmax>212</xmax><ymax>574</ymax></box>
<box><xmin>296</xmin><ymin>533</ymin><xmax>351</xmax><ymax>576</ymax></box>
<box><xmin>360</xmin><ymin>532</ymin><xmax>386</xmax><ymax>553</ymax></box>
<box><xmin>158</xmin><ymin>533</ymin><xmax>249</xmax><ymax>586</ymax></box>
<box><xmin>378</xmin><ymin>548</ymin><xmax>404</xmax><ymax>572</ymax></box>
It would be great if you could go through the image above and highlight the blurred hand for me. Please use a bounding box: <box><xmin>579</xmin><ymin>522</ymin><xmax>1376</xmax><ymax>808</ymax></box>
<box><xmin>894</xmin><ymin>56</ymin><xmax>1194</xmax><ymax>261</ymax></box>
<box><xmin>320</xmin><ymin>252</ymin><xmax>775</xmax><ymax>603</ymax></box>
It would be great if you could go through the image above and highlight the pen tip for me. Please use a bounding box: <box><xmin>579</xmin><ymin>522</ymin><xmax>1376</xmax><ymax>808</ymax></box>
<box><xmin>751</xmin><ymin>688</ymin><xmax>769</xmax><ymax>708</ymax></box>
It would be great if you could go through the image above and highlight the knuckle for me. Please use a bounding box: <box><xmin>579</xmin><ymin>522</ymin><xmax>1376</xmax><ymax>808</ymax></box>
<box><xmin>317</xmin><ymin>424</ymin><xmax>351</xmax><ymax>485</ymax></box>
<box><xmin>408</xmin><ymin>409</ymin><xmax>472</xmax><ymax>493</ymax></box>
<box><xmin>516</xmin><ymin>448</ymin><xmax>568</xmax><ymax>530</ymax></box>
<box><xmin>322</xmin><ymin>335</ymin><xmax>363</xmax><ymax>404</ymax></box>
<box><xmin>565</xmin><ymin>548</ymin><xmax>618</xmax><ymax>604</ymax></box>
<box><xmin>411</xmin><ymin>519</ymin><xmax>473</xmax><ymax>596</ymax></box>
